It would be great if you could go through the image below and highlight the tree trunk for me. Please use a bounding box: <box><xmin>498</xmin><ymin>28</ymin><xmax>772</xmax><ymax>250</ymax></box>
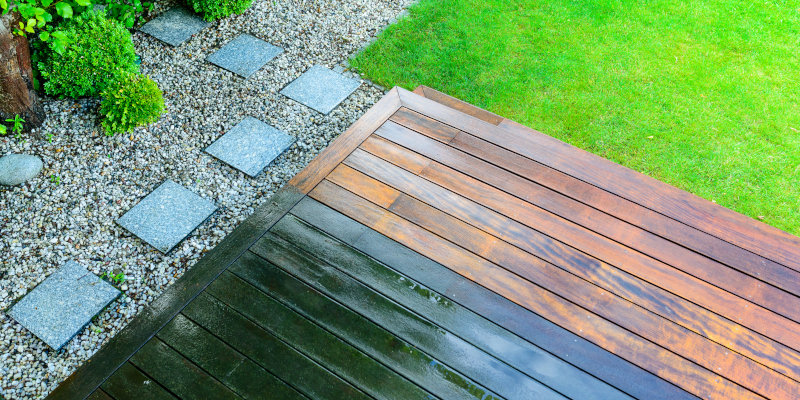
<box><xmin>0</xmin><ymin>10</ymin><xmax>44</xmax><ymax>132</ymax></box>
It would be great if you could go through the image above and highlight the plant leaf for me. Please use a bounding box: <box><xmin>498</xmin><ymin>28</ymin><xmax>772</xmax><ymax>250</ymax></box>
<box><xmin>74</xmin><ymin>0</ymin><xmax>90</xmax><ymax>6</ymax></box>
<box><xmin>55</xmin><ymin>2</ymin><xmax>72</xmax><ymax>18</ymax></box>
<box><xmin>39</xmin><ymin>31</ymin><xmax>50</xmax><ymax>41</ymax></box>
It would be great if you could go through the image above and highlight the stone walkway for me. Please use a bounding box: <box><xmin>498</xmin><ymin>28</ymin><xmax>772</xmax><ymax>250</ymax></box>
<box><xmin>9</xmin><ymin>5</ymin><xmax>365</xmax><ymax>359</ymax></box>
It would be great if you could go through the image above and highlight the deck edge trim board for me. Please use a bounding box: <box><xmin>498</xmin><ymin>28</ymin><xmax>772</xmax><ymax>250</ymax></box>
<box><xmin>289</xmin><ymin>87</ymin><xmax>402</xmax><ymax>194</ymax></box>
<box><xmin>45</xmin><ymin>186</ymin><xmax>304</xmax><ymax>400</ymax></box>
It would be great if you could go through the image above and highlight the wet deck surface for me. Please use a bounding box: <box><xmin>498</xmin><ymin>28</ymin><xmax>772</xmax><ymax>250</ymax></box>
<box><xmin>51</xmin><ymin>87</ymin><xmax>800</xmax><ymax>400</ymax></box>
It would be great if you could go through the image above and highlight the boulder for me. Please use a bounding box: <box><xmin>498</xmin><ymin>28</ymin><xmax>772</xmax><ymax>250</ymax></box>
<box><xmin>0</xmin><ymin>154</ymin><xmax>43</xmax><ymax>186</ymax></box>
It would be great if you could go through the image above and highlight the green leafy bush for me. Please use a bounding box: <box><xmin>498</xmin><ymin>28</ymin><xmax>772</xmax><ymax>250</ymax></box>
<box><xmin>186</xmin><ymin>0</ymin><xmax>252</xmax><ymax>21</ymax></box>
<box><xmin>99</xmin><ymin>71</ymin><xmax>164</xmax><ymax>135</ymax></box>
<box><xmin>38</xmin><ymin>11</ymin><xmax>138</xmax><ymax>98</ymax></box>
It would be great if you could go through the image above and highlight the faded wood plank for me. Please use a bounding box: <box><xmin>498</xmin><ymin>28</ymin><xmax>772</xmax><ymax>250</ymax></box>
<box><xmin>47</xmin><ymin>186</ymin><xmax>305</xmax><ymax>400</ymax></box>
<box><xmin>228</xmin><ymin>251</ymin><xmax>499</xmax><ymax>400</ymax></box>
<box><xmin>183</xmin><ymin>292</ymin><xmax>371</xmax><ymax>400</ymax></box>
<box><xmin>309</xmin><ymin>179</ymin><xmax>763</xmax><ymax>400</ymax></box>
<box><xmin>100</xmin><ymin>363</ymin><xmax>175</xmax><ymax>400</ymax></box>
<box><xmin>129</xmin><ymin>338</ymin><xmax>240</xmax><ymax>400</ymax></box>
<box><xmin>386</xmin><ymin>110</ymin><xmax>800</xmax><ymax>302</ymax></box>
<box><xmin>270</xmin><ymin>212</ymin><xmax>634</xmax><ymax>400</ymax></box>
<box><xmin>288</xmin><ymin>88</ymin><xmax>401</xmax><ymax>193</ymax></box>
<box><xmin>205</xmin><ymin>270</ymin><xmax>435</xmax><ymax>400</ymax></box>
<box><xmin>290</xmin><ymin>196</ymin><xmax>698</xmax><ymax>400</ymax></box>
<box><xmin>396</xmin><ymin>87</ymin><xmax>800</xmax><ymax>272</ymax></box>
<box><xmin>157</xmin><ymin>313</ymin><xmax>307</xmax><ymax>400</ymax></box>
<box><xmin>250</xmin><ymin>234</ymin><xmax>563</xmax><ymax>400</ymax></box>
<box><xmin>346</xmin><ymin>145</ymin><xmax>800</xmax><ymax>351</ymax></box>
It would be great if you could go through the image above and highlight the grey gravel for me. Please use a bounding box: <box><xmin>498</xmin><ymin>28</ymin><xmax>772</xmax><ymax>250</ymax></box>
<box><xmin>7</xmin><ymin>262</ymin><xmax>120</xmax><ymax>351</ymax></box>
<box><xmin>0</xmin><ymin>0</ymin><xmax>414</xmax><ymax>398</ymax></box>
<box><xmin>0</xmin><ymin>154</ymin><xmax>43</xmax><ymax>186</ymax></box>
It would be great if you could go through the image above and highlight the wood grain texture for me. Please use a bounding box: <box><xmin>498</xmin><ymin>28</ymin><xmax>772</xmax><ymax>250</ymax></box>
<box><xmin>388</xmin><ymin>108</ymin><xmax>800</xmax><ymax>300</ymax></box>
<box><xmin>345</xmin><ymin>145</ymin><xmax>800</xmax><ymax>352</ymax></box>
<box><xmin>398</xmin><ymin>86</ymin><xmax>800</xmax><ymax>272</ymax></box>
<box><xmin>328</xmin><ymin>158</ymin><xmax>800</xmax><ymax>385</ymax></box>
<box><xmin>309</xmin><ymin>180</ymin><xmax>765</xmax><ymax>400</ymax></box>
<box><xmin>289</xmin><ymin>196</ymin><xmax>698</xmax><ymax>400</ymax></box>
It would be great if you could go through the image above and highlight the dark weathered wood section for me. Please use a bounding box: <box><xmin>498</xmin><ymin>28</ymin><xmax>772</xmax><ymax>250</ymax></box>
<box><xmin>49</xmin><ymin>86</ymin><xmax>800</xmax><ymax>400</ymax></box>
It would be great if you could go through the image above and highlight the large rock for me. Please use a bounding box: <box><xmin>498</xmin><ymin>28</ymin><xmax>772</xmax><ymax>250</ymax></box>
<box><xmin>0</xmin><ymin>154</ymin><xmax>43</xmax><ymax>186</ymax></box>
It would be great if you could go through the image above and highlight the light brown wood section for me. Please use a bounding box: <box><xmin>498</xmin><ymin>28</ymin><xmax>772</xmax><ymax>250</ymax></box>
<box><xmin>298</xmin><ymin>86</ymin><xmax>800</xmax><ymax>400</ymax></box>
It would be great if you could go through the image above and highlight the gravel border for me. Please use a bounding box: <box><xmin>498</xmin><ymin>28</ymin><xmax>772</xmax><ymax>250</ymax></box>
<box><xmin>0</xmin><ymin>1</ymin><xmax>413</xmax><ymax>398</ymax></box>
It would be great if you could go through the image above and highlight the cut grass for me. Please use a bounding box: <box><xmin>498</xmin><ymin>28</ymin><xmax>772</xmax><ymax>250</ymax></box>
<box><xmin>350</xmin><ymin>0</ymin><xmax>800</xmax><ymax>236</ymax></box>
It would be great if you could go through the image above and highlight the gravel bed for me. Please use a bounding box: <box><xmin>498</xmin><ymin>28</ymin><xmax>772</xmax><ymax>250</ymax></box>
<box><xmin>0</xmin><ymin>0</ymin><xmax>413</xmax><ymax>398</ymax></box>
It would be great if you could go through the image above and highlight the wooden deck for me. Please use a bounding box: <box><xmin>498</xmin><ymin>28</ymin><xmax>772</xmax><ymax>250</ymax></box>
<box><xmin>49</xmin><ymin>86</ymin><xmax>800</xmax><ymax>400</ymax></box>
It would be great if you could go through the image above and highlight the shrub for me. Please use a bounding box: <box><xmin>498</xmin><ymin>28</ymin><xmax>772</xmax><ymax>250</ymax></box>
<box><xmin>38</xmin><ymin>11</ymin><xmax>138</xmax><ymax>98</ymax></box>
<box><xmin>186</xmin><ymin>0</ymin><xmax>252</xmax><ymax>21</ymax></box>
<box><xmin>100</xmin><ymin>71</ymin><xmax>165</xmax><ymax>135</ymax></box>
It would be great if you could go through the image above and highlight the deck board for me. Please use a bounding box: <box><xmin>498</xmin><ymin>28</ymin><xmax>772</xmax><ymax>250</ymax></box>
<box><xmin>49</xmin><ymin>86</ymin><xmax>799</xmax><ymax>400</ymax></box>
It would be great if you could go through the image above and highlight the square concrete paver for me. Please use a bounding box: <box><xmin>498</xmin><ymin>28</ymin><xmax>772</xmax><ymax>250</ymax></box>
<box><xmin>207</xmin><ymin>34</ymin><xmax>283</xmax><ymax>78</ymax></box>
<box><xmin>8</xmin><ymin>261</ymin><xmax>120</xmax><ymax>350</ymax></box>
<box><xmin>206</xmin><ymin>117</ymin><xmax>295</xmax><ymax>177</ymax></box>
<box><xmin>280</xmin><ymin>65</ymin><xmax>361</xmax><ymax>114</ymax></box>
<box><xmin>140</xmin><ymin>7</ymin><xmax>209</xmax><ymax>46</ymax></box>
<box><xmin>116</xmin><ymin>180</ymin><xmax>217</xmax><ymax>253</ymax></box>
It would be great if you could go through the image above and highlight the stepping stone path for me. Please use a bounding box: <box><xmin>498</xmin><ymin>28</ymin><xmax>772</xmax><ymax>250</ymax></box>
<box><xmin>140</xmin><ymin>7</ymin><xmax>209</xmax><ymax>46</ymax></box>
<box><xmin>8</xmin><ymin>261</ymin><xmax>120</xmax><ymax>350</ymax></box>
<box><xmin>0</xmin><ymin>154</ymin><xmax>43</xmax><ymax>186</ymax></box>
<box><xmin>205</xmin><ymin>117</ymin><xmax>295</xmax><ymax>177</ymax></box>
<box><xmin>10</xmin><ymin>5</ymin><xmax>366</xmax><ymax>350</ymax></box>
<box><xmin>207</xmin><ymin>34</ymin><xmax>283</xmax><ymax>78</ymax></box>
<box><xmin>116</xmin><ymin>180</ymin><xmax>217</xmax><ymax>253</ymax></box>
<box><xmin>280</xmin><ymin>65</ymin><xmax>361</xmax><ymax>114</ymax></box>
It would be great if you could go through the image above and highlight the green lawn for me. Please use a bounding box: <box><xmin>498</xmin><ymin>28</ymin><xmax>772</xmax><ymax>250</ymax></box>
<box><xmin>350</xmin><ymin>0</ymin><xmax>800</xmax><ymax>236</ymax></box>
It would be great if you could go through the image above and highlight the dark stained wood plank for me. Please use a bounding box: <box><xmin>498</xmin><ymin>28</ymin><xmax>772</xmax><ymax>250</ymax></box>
<box><xmin>100</xmin><ymin>362</ymin><xmax>175</xmax><ymax>400</ymax></box>
<box><xmin>157</xmin><ymin>313</ymin><xmax>307</xmax><ymax>400</ymax></box>
<box><xmin>270</xmin><ymin>212</ymin><xmax>635</xmax><ymax>400</ymax></box>
<box><xmin>384</xmin><ymin>111</ymin><xmax>800</xmax><ymax>304</ymax></box>
<box><xmin>86</xmin><ymin>389</ymin><xmax>113</xmax><ymax>400</ymax></box>
<box><xmin>129</xmin><ymin>338</ymin><xmax>240</xmax><ymax>400</ymax></box>
<box><xmin>183</xmin><ymin>292</ymin><xmax>371</xmax><ymax>400</ymax></box>
<box><xmin>205</xmin><ymin>270</ymin><xmax>435</xmax><ymax>400</ymax></box>
<box><xmin>345</xmin><ymin>146</ymin><xmax>800</xmax><ymax>352</ymax></box>
<box><xmin>354</xmin><ymin>135</ymin><xmax>800</xmax><ymax>380</ymax></box>
<box><xmin>228</xmin><ymin>251</ymin><xmax>500</xmax><ymax>400</ymax></box>
<box><xmin>396</xmin><ymin>87</ymin><xmax>800</xmax><ymax>272</ymax></box>
<box><xmin>414</xmin><ymin>85</ymin><xmax>505</xmax><ymax>125</ymax></box>
<box><xmin>47</xmin><ymin>186</ymin><xmax>305</xmax><ymax>400</ymax></box>
<box><xmin>328</xmin><ymin>163</ymin><xmax>800</xmax><ymax>398</ymax></box>
<box><xmin>290</xmin><ymin>196</ymin><xmax>699</xmax><ymax>400</ymax></box>
<box><xmin>308</xmin><ymin>179</ymin><xmax>764</xmax><ymax>400</ymax></box>
<box><xmin>250</xmin><ymin>234</ymin><xmax>564</xmax><ymax>400</ymax></box>
<box><xmin>288</xmin><ymin>88</ymin><xmax>401</xmax><ymax>194</ymax></box>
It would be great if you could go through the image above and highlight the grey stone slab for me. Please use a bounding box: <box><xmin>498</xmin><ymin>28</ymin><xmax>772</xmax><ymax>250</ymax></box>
<box><xmin>140</xmin><ymin>7</ymin><xmax>209</xmax><ymax>46</ymax></box>
<box><xmin>205</xmin><ymin>117</ymin><xmax>295</xmax><ymax>177</ymax></box>
<box><xmin>116</xmin><ymin>180</ymin><xmax>217</xmax><ymax>253</ymax></box>
<box><xmin>280</xmin><ymin>65</ymin><xmax>361</xmax><ymax>114</ymax></box>
<box><xmin>207</xmin><ymin>34</ymin><xmax>283</xmax><ymax>78</ymax></box>
<box><xmin>8</xmin><ymin>262</ymin><xmax>120</xmax><ymax>350</ymax></box>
